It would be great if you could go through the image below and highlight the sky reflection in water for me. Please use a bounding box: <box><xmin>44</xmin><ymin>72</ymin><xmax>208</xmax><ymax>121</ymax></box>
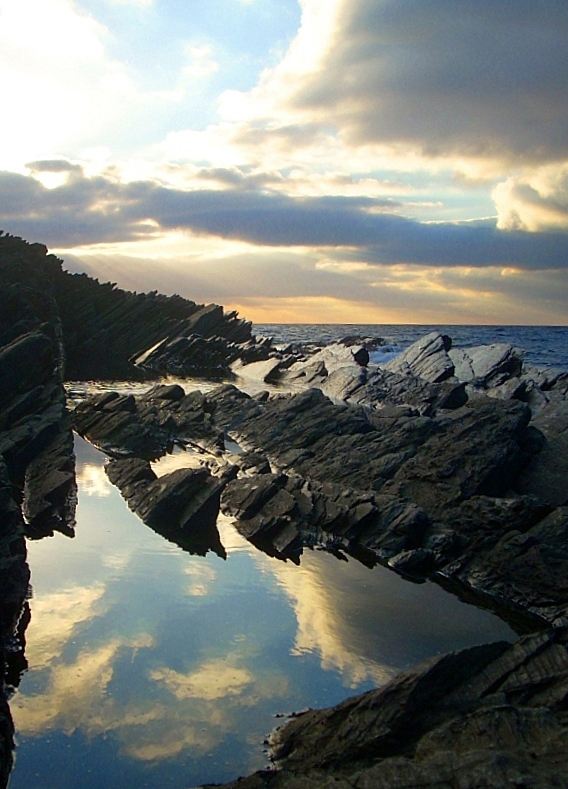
<box><xmin>10</xmin><ymin>436</ymin><xmax>517</xmax><ymax>789</ymax></box>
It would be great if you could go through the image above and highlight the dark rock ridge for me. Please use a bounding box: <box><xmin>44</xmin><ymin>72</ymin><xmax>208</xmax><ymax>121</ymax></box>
<box><xmin>212</xmin><ymin>627</ymin><xmax>568</xmax><ymax>789</ymax></box>
<box><xmin>1</xmin><ymin>232</ymin><xmax>266</xmax><ymax>382</ymax></box>
<box><xmin>105</xmin><ymin>456</ymin><xmax>236</xmax><ymax>557</ymax></box>
<box><xmin>0</xmin><ymin>233</ymin><xmax>78</xmax><ymax>787</ymax></box>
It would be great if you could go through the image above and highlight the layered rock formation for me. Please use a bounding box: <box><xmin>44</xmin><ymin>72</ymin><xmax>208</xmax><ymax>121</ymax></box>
<box><xmin>1</xmin><ymin>231</ymin><xmax>266</xmax><ymax>382</ymax></box>
<box><xmin>0</xmin><ymin>234</ymin><xmax>75</xmax><ymax>787</ymax></box>
<box><xmin>213</xmin><ymin>627</ymin><xmax>568</xmax><ymax>789</ymax></box>
<box><xmin>3</xmin><ymin>231</ymin><xmax>568</xmax><ymax>788</ymax></box>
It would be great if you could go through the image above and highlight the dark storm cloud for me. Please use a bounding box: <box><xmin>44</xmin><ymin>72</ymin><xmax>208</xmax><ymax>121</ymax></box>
<box><xmin>289</xmin><ymin>0</ymin><xmax>568</xmax><ymax>163</ymax></box>
<box><xmin>1</xmin><ymin>169</ymin><xmax>567</xmax><ymax>269</ymax></box>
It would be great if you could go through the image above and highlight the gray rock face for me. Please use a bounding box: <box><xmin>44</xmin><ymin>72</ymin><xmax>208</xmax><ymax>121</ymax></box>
<box><xmin>231</xmin><ymin>389</ymin><xmax>531</xmax><ymax>505</ymax></box>
<box><xmin>449</xmin><ymin>343</ymin><xmax>524</xmax><ymax>387</ymax></box>
<box><xmin>214</xmin><ymin>628</ymin><xmax>568</xmax><ymax>789</ymax></box>
<box><xmin>222</xmin><ymin>472</ymin><xmax>428</xmax><ymax>562</ymax></box>
<box><xmin>384</xmin><ymin>331</ymin><xmax>454</xmax><ymax>383</ymax></box>
<box><xmin>321</xmin><ymin>365</ymin><xmax>467</xmax><ymax>415</ymax></box>
<box><xmin>515</xmin><ymin>397</ymin><xmax>568</xmax><ymax>507</ymax></box>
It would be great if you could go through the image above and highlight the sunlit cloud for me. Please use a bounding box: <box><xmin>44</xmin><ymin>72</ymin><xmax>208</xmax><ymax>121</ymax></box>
<box><xmin>76</xmin><ymin>464</ymin><xmax>112</xmax><ymax>497</ymax></box>
<box><xmin>150</xmin><ymin>657</ymin><xmax>253</xmax><ymax>701</ymax></box>
<box><xmin>264</xmin><ymin>561</ymin><xmax>395</xmax><ymax>689</ymax></box>
<box><xmin>182</xmin><ymin>43</ymin><xmax>219</xmax><ymax>78</ymax></box>
<box><xmin>183</xmin><ymin>563</ymin><xmax>218</xmax><ymax>597</ymax></box>
<box><xmin>1</xmin><ymin>0</ymin><xmax>567</xmax><ymax>323</ymax></box>
<box><xmin>25</xmin><ymin>584</ymin><xmax>108</xmax><ymax>668</ymax></box>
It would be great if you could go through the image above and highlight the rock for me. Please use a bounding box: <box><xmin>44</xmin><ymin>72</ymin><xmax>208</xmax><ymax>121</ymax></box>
<box><xmin>23</xmin><ymin>417</ymin><xmax>77</xmax><ymax>538</ymax></box>
<box><xmin>231</xmin><ymin>390</ymin><xmax>531</xmax><ymax>508</ymax></box>
<box><xmin>450</xmin><ymin>506</ymin><xmax>568</xmax><ymax>626</ymax></box>
<box><xmin>515</xmin><ymin>397</ymin><xmax>568</xmax><ymax>506</ymax></box>
<box><xmin>306</xmin><ymin>342</ymin><xmax>370</xmax><ymax>373</ymax></box>
<box><xmin>321</xmin><ymin>365</ymin><xmax>467</xmax><ymax>415</ymax></box>
<box><xmin>222</xmin><ymin>472</ymin><xmax>429</xmax><ymax>562</ymax></box>
<box><xmin>231</xmin><ymin>357</ymin><xmax>289</xmax><ymax>384</ymax></box>
<box><xmin>449</xmin><ymin>343</ymin><xmax>524</xmax><ymax>387</ymax></box>
<box><xmin>106</xmin><ymin>457</ymin><xmax>237</xmax><ymax>556</ymax></box>
<box><xmin>383</xmin><ymin>331</ymin><xmax>454</xmax><ymax>383</ymax></box>
<box><xmin>214</xmin><ymin>628</ymin><xmax>568</xmax><ymax>789</ymax></box>
<box><xmin>0</xmin><ymin>331</ymin><xmax>55</xmax><ymax>406</ymax></box>
<box><xmin>380</xmin><ymin>399</ymin><xmax>532</xmax><ymax>514</ymax></box>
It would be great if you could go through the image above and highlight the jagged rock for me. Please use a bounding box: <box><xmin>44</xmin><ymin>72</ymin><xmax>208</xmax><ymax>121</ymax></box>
<box><xmin>319</xmin><ymin>365</ymin><xmax>467</xmax><ymax>415</ymax></box>
<box><xmin>23</xmin><ymin>418</ymin><xmax>76</xmax><ymax>538</ymax></box>
<box><xmin>515</xmin><ymin>397</ymin><xmax>568</xmax><ymax>506</ymax></box>
<box><xmin>134</xmin><ymin>333</ymin><xmax>247</xmax><ymax>379</ymax></box>
<box><xmin>383</xmin><ymin>331</ymin><xmax>454</xmax><ymax>383</ymax></box>
<box><xmin>73</xmin><ymin>392</ymin><xmax>174</xmax><ymax>459</ymax></box>
<box><xmin>0</xmin><ymin>331</ymin><xmax>55</xmax><ymax>406</ymax></box>
<box><xmin>231</xmin><ymin>389</ymin><xmax>531</xmax><ymax>506</ymax></box>
<box><xmin>231</xmin><ymin>357</ymin><xmax>289</xmax><ymax>384</ymax></box>
<box><xmin>213</xmin><ymin>629</ymin><xmax>568</xmax><ymax>789</ymax></box>
<box><xmin>302</xmin><ymin>342</ymin><xmax>369</xmax><ymax>374</ymax></box>
<box><xmin>449</xmin><ymin>343</ymin><xmax>524</xmax><ymax>387</ymax></box>
<box><xmin>448</xmin><ymin>506</ymin><xmax>568</xmax><ymax>626</ymax></box>
<box><xmin>522</xmin><ymin>364</ymin><xmax>568</xmax><ymax>394</ymax></box>
<box><xmin>106</xmin><ymin>457</ymin><xmax>236</xmax><ymax>556</ymax></box>
<box><xmin>222</xmin><ymin>471</ymin><xmax>429</xmax><ymax>563</ymax></box>
<box><xmin>380</xmin><ymin>399</ymin><xmax>532</xmax><ymax>514</ymax></box>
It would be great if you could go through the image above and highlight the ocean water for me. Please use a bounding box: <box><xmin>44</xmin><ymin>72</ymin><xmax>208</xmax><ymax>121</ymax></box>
<box><xmin>254</xmin><ymin>324</ymin><xmax>568</xmax><ymax>369</ymax></box>
<box><xmin>9</xmin><ymin>323</ymin><xmax>566</xmax><ymax>789</ymax></box>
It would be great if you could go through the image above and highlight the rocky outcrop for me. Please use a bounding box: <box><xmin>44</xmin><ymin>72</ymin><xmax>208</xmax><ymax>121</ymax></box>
<box><xmin>105</xmin><ymin>457</ymin><xmax>236</xmax><ymax>557</ymax></box>
<box><xmin>0</xmin><ymin>233</ymin><xmax>77</xmax><ymax>787</ymax></box>
<box><xmin>383</xmin><ymin>331</ymin><xmax>455</xmax><ymax>383</ymax></box>
<box><xmin>450</xmin><ymin>342</ymin><xmax>524</xmax><ymax>387</ymax></box>
<box><xmin>212</xmin><ymin>627</ymin><xmax>568</xmax><ymax>789</ymax></box>
<box><xmin>56</xmin><ymin>271</ymin><xmax>259</xmax><ymax>380</ymax></box>
<box><xmin>72</xmin><ymin>373</ymin><xmax>568</xmax><ymax>628</ymax></box>
<box><xmin>1</xmin><ymin>232</ymin><xmax>266</xmax><ymax>383</ymax></box>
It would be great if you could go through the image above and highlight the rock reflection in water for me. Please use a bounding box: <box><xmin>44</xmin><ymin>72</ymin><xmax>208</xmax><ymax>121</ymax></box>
<box><xmin>9</xmin><ymin>435</ymin><xmax>517</xmax><ymax>789</ymax></box>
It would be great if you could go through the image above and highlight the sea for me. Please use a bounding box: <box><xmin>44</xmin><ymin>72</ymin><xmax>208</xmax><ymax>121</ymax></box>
<box><xmin>254</xmin><ymin>324</ymin><xmax>568</xmax><ymax>369</ymax></box>
<box><xmin>8</xmin><ymin>324</ymin><xmax>567</xmax><ymax>789</ymax></box>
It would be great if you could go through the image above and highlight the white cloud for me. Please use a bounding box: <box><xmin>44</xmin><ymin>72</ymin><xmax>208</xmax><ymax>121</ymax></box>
<box><xmin>150</xmin><ymin>658</ymin><xmax>253</xmax><ymax>701</ymax></box>
<box><xmin>493</xmin><ymin>164</ymin><xmax>568</xmax><ymax>232</ymax></box>
<box><xmin>106</xmin><ymin>0</ymin><xmax>153</xmax><ymax>6</ymax></box>
<box><xmin>182</xmin><ymin>43</ymin><xmax>219</xmax><ymax>79</ymax></box>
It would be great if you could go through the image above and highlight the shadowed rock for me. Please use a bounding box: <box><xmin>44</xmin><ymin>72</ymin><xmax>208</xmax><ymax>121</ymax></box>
<box><xmin>211</xmin><ymin>628</ymin><xmax>568</xmax><ymax>789</ymax></box>
<box><xmin>106</xmin><ymin>457</ymin><xmax>236</xmax><ymax>557</ymax></box>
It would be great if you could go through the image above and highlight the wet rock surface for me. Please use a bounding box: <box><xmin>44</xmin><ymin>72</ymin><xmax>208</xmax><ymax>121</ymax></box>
<box><xmin>212</xmin><ymin>627</ymin><xmax>568</xmax><ymax>789</ymax></box>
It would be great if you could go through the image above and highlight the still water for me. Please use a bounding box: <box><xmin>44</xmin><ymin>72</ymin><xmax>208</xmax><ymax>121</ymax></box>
<box><xmin>10</xmin><ymin>436</ymin><xmax>517</xmax><ymax>789</ymax></box>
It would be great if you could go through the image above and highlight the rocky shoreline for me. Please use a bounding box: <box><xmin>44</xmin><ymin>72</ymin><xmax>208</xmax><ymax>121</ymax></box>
<box><xmin>1</xmin><ymin>232</ymin><xmax>568</xmax><ymax>787</ymax></box>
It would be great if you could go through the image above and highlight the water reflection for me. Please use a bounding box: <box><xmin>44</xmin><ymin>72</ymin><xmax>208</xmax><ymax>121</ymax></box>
<box><xmin>9</xmin><ymin>435</ymin><xmax>518</xmax><ymax>789</ymax></box>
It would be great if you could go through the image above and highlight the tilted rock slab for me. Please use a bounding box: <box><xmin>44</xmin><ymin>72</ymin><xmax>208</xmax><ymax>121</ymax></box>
<box><xmin>383</xmin><ymin>330</ymin><xmax>455</xmax><ymax>383</ymax></box>
<box><xmin>212</xmin><ymin>628</ymin><xmax>568</xmax><ymax>789</ymax></box>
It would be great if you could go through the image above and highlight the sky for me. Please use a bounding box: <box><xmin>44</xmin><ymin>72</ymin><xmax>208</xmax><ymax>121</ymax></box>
<box><xmin>1</xmin><ymin>0</ymin><xmax>567</xmax><ymax>325</ymax></box>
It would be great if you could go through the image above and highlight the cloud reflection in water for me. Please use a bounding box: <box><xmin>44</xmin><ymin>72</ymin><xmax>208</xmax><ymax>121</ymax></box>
<box><xmin>9</xmin><ymin>435</ymin><xmax>517</xmax><ymax>788</ymax></box>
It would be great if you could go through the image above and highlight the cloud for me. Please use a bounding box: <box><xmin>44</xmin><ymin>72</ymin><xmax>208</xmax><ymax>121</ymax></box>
<box><xmin>494</xmin><ymin>164</ymin><xmax>568</xmax><ymax>231</ymax></box>
<box><xmin>2</xmin><ymin>168</ymin><xmax>567</xmax><ymax>272</ymax></box>
<box><xmin>242</xmin><ymin>0</ymin><xmax>568</xmax><ymax>167</ymax></box>
<box><xmin>150</xmin><ymin>658</ymin><xmax>253</xmax><ymax>701</ymax></box>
